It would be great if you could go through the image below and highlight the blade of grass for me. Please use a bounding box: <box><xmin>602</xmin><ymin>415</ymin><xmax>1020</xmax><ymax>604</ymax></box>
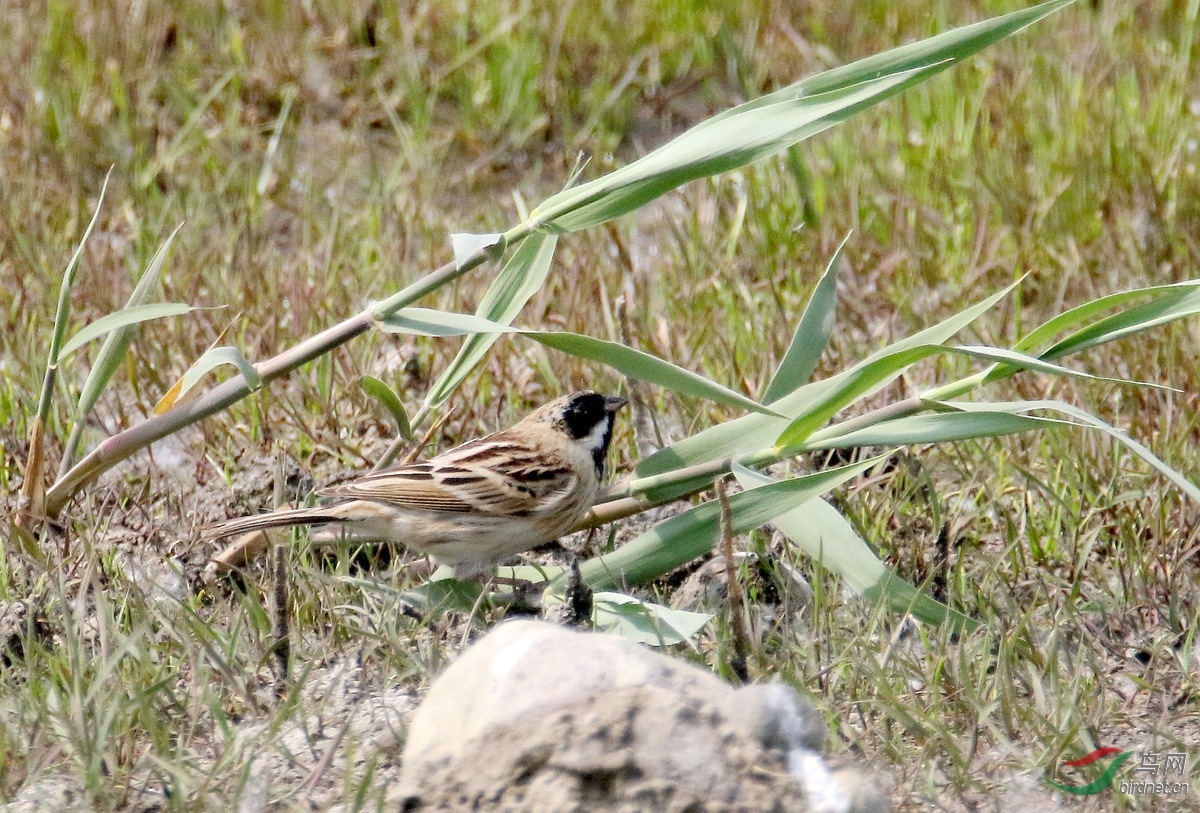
<box><xmin>762</xmin><ymin>233</ymin><xmax>847</xmax><ymax>404</ymax></box>
<box><xmin>70</xmin><ymin>224</ymin><xmax>183</xmax><ymax>407</ymax></box>
<box><xmin>635</xmin><ymin>282</ymin><xmax>1018</xmax><ymax>479</ymax></box>
<box><xmin>424</xmin><ymin>231</ymin><xmax>558</xmax><ymax>411</ymax></box>
<box><xmin>256</xmin><ymin>85</ymin><xmax>296</xmax><ymax>197</ymax></box>
<box><xmin>1031</xmin><ymin>283</ymin><xmax>1200</xmax><ymax>363</ymax></box>
<box><xmin>591</xmin><ymin>593</ymin><xmax>712</xmax><ymax>646</ymax></box>
<box><xmin>450</xmin><ymin>232</ymin><xmax>505</xmax><ymax>268</ymax></box>
<box><xmin>35</xmin><ymin>171</ymin><xmax>111</xmax><ymax>429</ymax></box>
<box><xmin>369</xmin><ymin>233</ymin><xmax>559</xmax><ymax>470</ymax></box>
<box><xmin>716</xmin><ymin>1</ymin><xmax>1074</xmax><ymax>117</ymax></box>
<box><xmin>153</xmin><ymin>347</ymin><xmax>262</xmax><ymax>415</ymax></box>
<box><xmin>359</xmin><ymin>376</ymin><xmax>413</xmax><ymax>441</ymax></box>
<box><xmin>592</xmin><ymin>401</ymin><xmax>1062</xmax><ymax>522</ymax></box>
<box><xmin>530</xmin><ymin>0</ymin><xmax>1074</xmax><ymax>233</ymax></box>
<box><xmin>47</xmin><ymin>238</ymin><xmax>505</xmax><ymax>514</ymax></box>
<box><xmin>733</xmin><ymin>465</ymin><xmax>975</xmax><ymax>630</ymax></box>
<box><xmin>942</xmin><ymin>399</ymin><xmax>1200</xmax><ymax>505</ymax></box>
<box><xmin>60</xmin><ymin>224</ymin><xmax>183</xmax><ymax>475</ymax></box>
<box><xmin>774</xmin><ymin>343</ymin><xmax>1153</xmax><ymax>452</ymax></box>
<box><xmin>137</xmin><ymin>71</ymin><xmax>234</xmax><ymax>189</ymax></box>
<box><xmin>524</xmin><ymin>331</ymin><xmax>782</xmax><ymax>417</ymax></box>
<box><xmin>1010</xmin><ymin>281</ymin><xmax>1200</xmax><ymax>358</ymax></box>
<box><xmin>569</xmin><ymin>453</ymin><xmax>887</xmax><ymax>591</ymax></box>
<box><xmin>533</xmin><ymin>66</ymin><xmax>940</xmax><ymax>232</ymax></box>
<box><xmin>734</xmin><ymin>466</ymin><xmax>977</xmax><ymax>633</ymax></box>
<box><xmin>803</xmin><ymin>409</ymin><xmax>1062</xmax><ymax>450</ymax></box>
<box><xmin>21</xmin><ymin>169</ymin><xmax>111</xmax><ymax>520</ymax></box>
<box><xmin>376</xmin><ymin>307</ymin><xmax>519</xmax><ymax>337</ymax></box>
<box><xmin>58</xmin><ymin>303</ymin><xmax>194</xmax><ymax>360</ymax></box>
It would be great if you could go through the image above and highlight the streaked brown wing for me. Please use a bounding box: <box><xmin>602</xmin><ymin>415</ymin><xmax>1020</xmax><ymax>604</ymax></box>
<box><xmin>433</xmin><ymin>436</ymin><xmax>581</xmax><ymax>516</ymax></box>
<box><xmin>318</xmin><ymin>447</ymin><xmax>578</xmax><ymax>517</ymax></box>
<box><xmin>319</xmin><ymin>463</ymin><xmax>475</xmax><ymax>512</ymax></box>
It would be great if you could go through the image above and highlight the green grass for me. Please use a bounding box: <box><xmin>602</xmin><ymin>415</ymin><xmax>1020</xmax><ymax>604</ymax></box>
<box><xmin>3</xmin><ymin>0</ymin><xmax>1200</xmax><ymax>810</ymax></box>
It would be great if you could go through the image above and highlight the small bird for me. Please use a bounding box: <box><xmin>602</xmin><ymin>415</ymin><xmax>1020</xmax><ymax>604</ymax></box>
<box><xmin>206</xmin><ymin>392</ymin><xmax>627</xmax><ymax>579</ymax></box>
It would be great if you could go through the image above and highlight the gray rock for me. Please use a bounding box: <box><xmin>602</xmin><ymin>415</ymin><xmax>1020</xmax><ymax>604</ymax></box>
<box><xmin>398</xmin><ymin>619</ymin><xmax>887</xmax><ymax>813</ymax></box>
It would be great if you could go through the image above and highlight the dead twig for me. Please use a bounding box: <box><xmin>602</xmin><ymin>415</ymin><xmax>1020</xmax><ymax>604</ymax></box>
<box><xmin>270</xmin><ymin>544</ymin><xmax>291</xmax><ymax>699</ymax></box>
<box><xmin>715</xmin><ymin>477</ymin><xmax>750</xmax><ymax>683</ymax></box>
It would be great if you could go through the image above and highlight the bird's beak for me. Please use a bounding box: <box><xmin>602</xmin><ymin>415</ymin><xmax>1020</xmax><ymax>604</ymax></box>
<box><xmin>604</xmin><ymin>396</ymin><xmax>629</xmax><ymax>413</ymax></box>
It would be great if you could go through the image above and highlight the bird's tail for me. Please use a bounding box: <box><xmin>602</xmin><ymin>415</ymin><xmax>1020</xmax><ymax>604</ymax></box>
<box><xmin>204</xmin><ymin>507</ymin><xmax>341</xmax><ymax>540</ymax></box>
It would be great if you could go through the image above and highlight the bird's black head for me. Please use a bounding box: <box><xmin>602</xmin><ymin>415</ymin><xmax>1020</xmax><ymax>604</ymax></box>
<box><xmin>556</xmin><ymin>391</ymin><xmax>627</xmax><ymax>474</ymax></box>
